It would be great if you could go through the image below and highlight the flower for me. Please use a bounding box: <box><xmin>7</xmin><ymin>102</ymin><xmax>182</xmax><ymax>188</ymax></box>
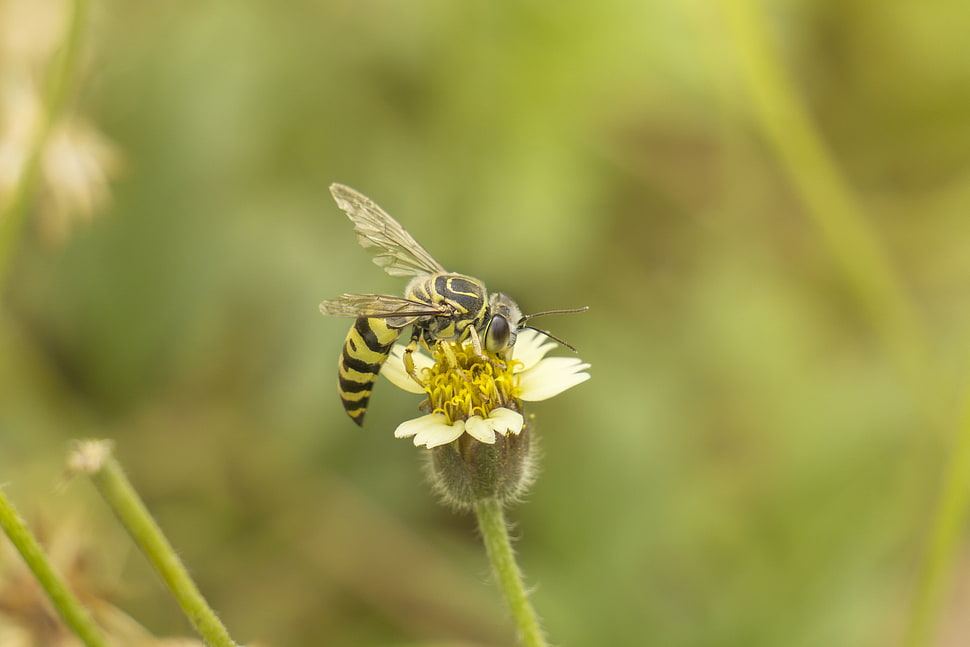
<box><xmin>382</xmin><ymin>329</ymin><xmax>590</xmax><ymax>448</ymax></box>
<box><xmin>0</xmin><ymin>79</ymin><xmax>122</xmax><ymax>243</ymax></box>
<box><xmin>393</xmin><ymin>408</ymin><xmax>525</xmax><ymax>448</ymax></box>
<box><xmin>381</xmin><ymin>328</ymin><xmax>589</xmax><ymax>507</ymax></box>
<box><xmin>0</xmin><ymin>1</ymin><xmax>122</xmax><ymax>245</ymax></box>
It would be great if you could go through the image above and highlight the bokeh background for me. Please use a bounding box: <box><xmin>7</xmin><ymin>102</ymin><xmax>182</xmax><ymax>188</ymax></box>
<box><xmin>2</xmin><ymin>0</ymin><xmax>970</xmax><ymax>646</ymax></box>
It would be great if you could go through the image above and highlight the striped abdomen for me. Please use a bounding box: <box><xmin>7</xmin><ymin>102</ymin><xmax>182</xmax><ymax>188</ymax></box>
<box><xmin>338</xmin><ymin>317</ymin><xmax>402</xmax><ymax>425</ymax></box>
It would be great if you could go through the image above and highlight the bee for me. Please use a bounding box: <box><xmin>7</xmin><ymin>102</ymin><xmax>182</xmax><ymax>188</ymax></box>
<box><xmin>320</xmin><ymin>183</ymin><xmax>585</xmax><ymax>426</ymax></box>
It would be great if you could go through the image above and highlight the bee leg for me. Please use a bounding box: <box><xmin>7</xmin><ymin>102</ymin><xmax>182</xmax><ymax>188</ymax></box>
<box><xmin>439</xmin><ymin>341</ymin><xmax>460</xmax><ymax>368</ymax></box>
<box><xmin>404</xmin><ymin>328</ymin><xmax>425</xmax><ymax>387</ymax></box>
<box><xmin>438</xmin><ymin>340</ymin><xmax>491</xmax><ymax>403</ymax></box>
<box><xmin>468</xmin><ymin>326</ymin><xmax>507</xmax><ymax>370</ymax></box>
<box><xmin>440</xmin><ymin>342</ymin><xmax>477</xmax><ymax>381</ymax></box>
<box><xmin>467</xmin><ymin>326</ymin><xmax>485</xmax><ymax>357</ymax></box>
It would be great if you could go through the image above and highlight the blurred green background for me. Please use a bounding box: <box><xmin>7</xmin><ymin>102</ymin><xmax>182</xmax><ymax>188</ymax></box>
<box><xmin>3</xmin><ymin>0</ymin><xmax>970</xmax><ymax>645</ymax></box>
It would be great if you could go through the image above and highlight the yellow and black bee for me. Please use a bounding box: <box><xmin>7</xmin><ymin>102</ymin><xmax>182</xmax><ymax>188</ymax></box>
<box><xmin>320</xmin><ymin>183</ymin><xmax>582</xmax><ymax>426</ymax></box>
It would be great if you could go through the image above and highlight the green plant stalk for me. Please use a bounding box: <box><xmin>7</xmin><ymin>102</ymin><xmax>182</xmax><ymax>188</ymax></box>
<box><xmin>0</xmin><ymin>0</ymin><xmax>89</xmax><ymax>288</ymax></box>
<box><xmin>721</xmin><ymin>0</ymin><xmax>933</xmax><ymax>411</ymax></box>
<box><xmin>474</xmin><ymin>497</ymin><xmax>547</xmax><ymax>647</ymax></box>
<box><xmin>88</xmin><ymin>453</ymin><xmax>238</xmax><ymax>647</ymax></box>
<box><xmin>902</xmin><ymin>388</ymin><xmax>970</xmax><ymax>647</ymax></box>
<box><xmin>720</xmin><ymin>2</ymin><xmax>957</xmax><ymax>645</ymax></box>
<box><xmin>0</xmin><ymin>488</ymin><xmax>111</xmax><ymax>647</ymax></box>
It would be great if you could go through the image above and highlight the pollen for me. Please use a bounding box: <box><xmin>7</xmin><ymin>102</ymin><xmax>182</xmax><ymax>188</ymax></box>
<box><xmin>420</xmin><ymin>342</ymin><xmax>522</xmax><ymax>424</ymax></box>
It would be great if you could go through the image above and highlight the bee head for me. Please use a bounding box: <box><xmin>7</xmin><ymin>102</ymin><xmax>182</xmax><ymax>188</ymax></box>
<box><xmin>484</xmin><ymin>292</ymin><xmax>523</xmax><ymax>353</ymax></box>
<box><xmin>485</xmin><ymin>293</ymin><xmax>588</xmax><ymax>354</ymax></box>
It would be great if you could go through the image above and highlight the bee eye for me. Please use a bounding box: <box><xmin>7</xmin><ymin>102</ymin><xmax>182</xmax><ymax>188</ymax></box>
<box><xmin>485</xmin><ymin>315</ymin><xmax>511</xmax><ymax>352</ymax></box>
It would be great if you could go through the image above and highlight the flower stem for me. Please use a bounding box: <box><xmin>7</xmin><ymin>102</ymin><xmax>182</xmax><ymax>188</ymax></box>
<box><xmin>0</xmin><ymin>0</ymin><xmax>89</xmax><ymax>288</ymax></box>
<box><xmin>720</xmin><ymin>0</ymin><xmax>934</xmax><ymax>412</ymax></box>
<box><xmin>719</xmin><ymin>3</ymin><xmax>956</xmax><ymax>645</ymax></box>
<box><xmin>902</xmin><ymin>388</ymin><xmax>970</xmax><ymax>647</ymax></box>
<box><xmin>0</xmin><ymin>487</ymin><xmax>111</xmax><ymax>647</ymax></box>
<box><xmin>71</xmin><ymin>441</ymin><xmax>239</xmax><ymax>647</ymax></box>
<box><xmin>473</xmin><ymin>497</ymin><xmax>548</xmax><ymax>647</ymax></box>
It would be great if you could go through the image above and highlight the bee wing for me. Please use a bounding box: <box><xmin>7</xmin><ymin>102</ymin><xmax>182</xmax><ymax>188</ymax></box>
<box><xmin>330</xmin><ymin>183</ymin><xmax>446</xmax><ymax>278</ymax></box>
<box><xmin>319</xmin><ymin>293</ymin><xmax>450</xmax><ymax>323</ymax></box>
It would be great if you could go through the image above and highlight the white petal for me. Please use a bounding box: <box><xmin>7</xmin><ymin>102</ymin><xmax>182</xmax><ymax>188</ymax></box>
<box><xmin>488</xmin><ymin>407</ymin><xmax>525</xmax><ymax>435</ymax></box>
<box><xmin>415</xmin><ymin>419</ymin><xmax>465</xmax><ymax>448</ymax></box>
<box><xmin>464</xmin><ymin>415</ymin><xmax>497</xmax><ymax>444</ymax></box>
<box><xmin>381</xmin><ymin>345</ymin><xmax>432</xmax><ymax>394</ymax></box>
<box><xmin>394</xmin><ymin>413</ymin><xmax>446</xmax><ymax>439</ymax></box>
<box><xmin>512</xmin><ymin>329</ymin><xmax>558</xmax><ymax>371</ymax></box>
<box><xmin>518</xmin><ymin>357</ymin><xmax>591</xmax><ymax>401</ymax></box>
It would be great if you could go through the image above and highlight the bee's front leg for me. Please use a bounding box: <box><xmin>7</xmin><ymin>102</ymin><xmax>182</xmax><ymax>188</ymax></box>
<box><xmin>467</xmin><ymin>326</ymin><xmax>485</xmax><ymax>358</ymax></box>
<box><xmin>467</xmin><ymin>326</ymin><xmax>507</xmax><ymax>370</ymax></box>
<box><xmin>404</xmin><ymin>327</ymin><xmax>425</xmax><ymax>387</ymax></box>
<box><xmin>433</xmin><ymin>332</ymin><xmax>492</xmax><ymax>404</ymax></box>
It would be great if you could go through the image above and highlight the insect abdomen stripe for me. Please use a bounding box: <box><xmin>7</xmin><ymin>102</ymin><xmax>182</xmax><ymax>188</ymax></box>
<box><xmin>354</xmin><ymin>317</ymin><xmax>393</xmax><ymax>353</ymax></box>
<box><xmin>338</xmin><ymin>375</ymin><xmax>371</xmax><ymax>393</ymax></box>
<box><xmin>341</xmin><ymin>348</ymin><xmax>384</xmax><ymax>375</ymax></box>
<box><xmin>337</xmin><ymin>317</ymin><xmax>402</xmax><ymax>426</ymax></box>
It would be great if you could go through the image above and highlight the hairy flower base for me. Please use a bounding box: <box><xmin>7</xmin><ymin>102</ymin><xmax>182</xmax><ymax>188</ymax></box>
<box><xmin>429</xmin><ymin>420</ymin><xmax>536</xmax><ymax>509</ymax></box>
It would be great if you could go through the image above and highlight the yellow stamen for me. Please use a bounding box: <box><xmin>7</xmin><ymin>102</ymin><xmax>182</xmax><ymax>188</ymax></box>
<box><xmin>420</xmin><ymin>341</ymin><xmax>523</xmax><ymax>424</ymax></box>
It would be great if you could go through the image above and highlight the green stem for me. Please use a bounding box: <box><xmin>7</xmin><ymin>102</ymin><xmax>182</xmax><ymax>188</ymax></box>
<box><xmin>474</xmin><ymin>497</ymin><xmax>548</xmax><ymax>647</ymax></box>
<box><xmin>721</xmin><ymin>0</ymin><xmax>933</xmax><ymax>412</ymax></box>
<box><xmin>902</xmin><ymin>388</ymin><xmax>970</xmax><ymax>647</ymax></box>
<box><xmin>719</xmin><ymin>3</ymin><xmax>956</xmax><ymax>645</ymax></box>
<box><xmin>73</xmin><ymin>441</ymin><xmax>239</xmax><ymax>647</ymax></box>
<box><xmin>0</xmin><ymin>487</ymin><xmax>111</xmax><ymax>647</ymax></box>
<box><xmin>0</xmin><ymin>0</ymin><xmax>90</xmax><ymax>288</ymax></box>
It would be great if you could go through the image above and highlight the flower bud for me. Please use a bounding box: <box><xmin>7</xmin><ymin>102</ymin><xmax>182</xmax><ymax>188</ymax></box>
<box><xmin>428</xmin><ymin>414</ymin><xmax>536</xmax><ymax>510</ymax></box>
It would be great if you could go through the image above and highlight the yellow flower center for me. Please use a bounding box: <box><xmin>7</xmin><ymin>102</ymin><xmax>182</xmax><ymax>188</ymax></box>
<box><xmin>420</xmin><ymin>341</ymin><xmax>522</xmax><ymax>424</ymax></box>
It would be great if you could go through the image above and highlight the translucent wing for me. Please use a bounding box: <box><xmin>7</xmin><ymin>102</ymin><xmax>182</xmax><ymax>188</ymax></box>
<box><xmin>330</xmin><ymin>183</ymin><xmax>446</xmax><ymax>278</ymax></box>
<box><xmin>319</xmin><ymin>293</ymin><xmax>451</xmax><ymax>321</ymax></box>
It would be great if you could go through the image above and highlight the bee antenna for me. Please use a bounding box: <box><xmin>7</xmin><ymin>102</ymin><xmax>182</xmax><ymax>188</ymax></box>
<box><xmin>522</xmin><ymin>326</ymin><xmax>579</xmax><ymax>353</ymax></box>
<box><xmin>519</xmin><ymin>306</ymin><xmax>589</xmax><ymax>322</ymax></box>
<box><xmin>515</xmin><ymin>306</ymin><xmax>586</xmax><ymax>352</ymax></box>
